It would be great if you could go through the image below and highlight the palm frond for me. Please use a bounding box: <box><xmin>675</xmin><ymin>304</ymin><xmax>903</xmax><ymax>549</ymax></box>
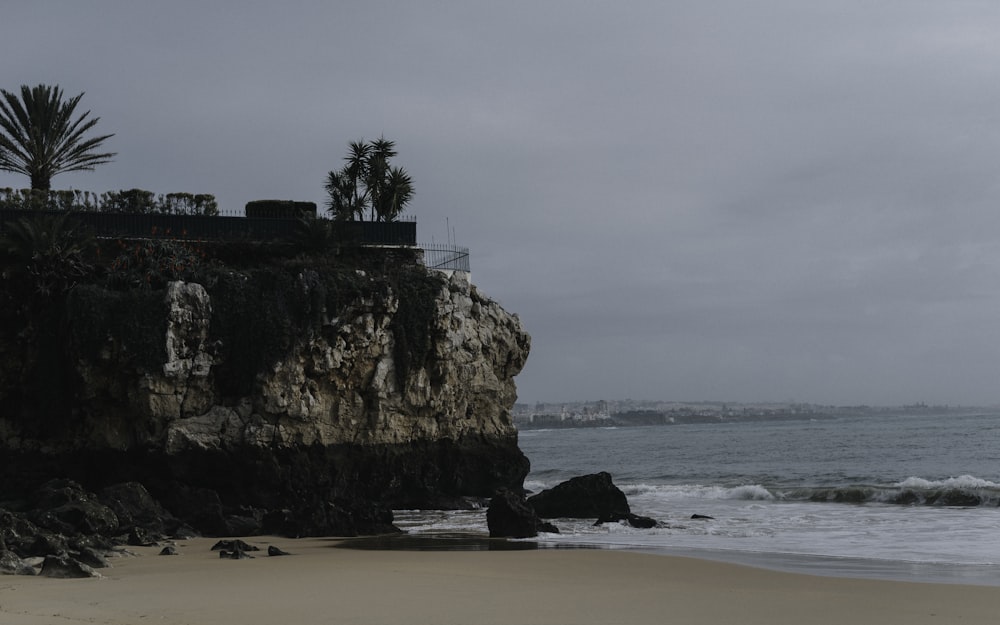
<box><xmin>0</xmin><ymin>84</ymin><xmax>116</xmax><ymax>189</ymax></box>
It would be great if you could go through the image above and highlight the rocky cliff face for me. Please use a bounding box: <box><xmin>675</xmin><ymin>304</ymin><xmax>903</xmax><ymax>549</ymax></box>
<box><xmin>0</xmin><ymin>262</ymin><xmax>530</xmax><ymax>536</ymax></box>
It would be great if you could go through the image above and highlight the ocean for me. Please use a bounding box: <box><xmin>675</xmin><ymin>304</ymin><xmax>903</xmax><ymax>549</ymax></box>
<box><xmin>394</xmin><ymin>411</ymin><xmax>1000</xmax><ymax>585</ymax></box>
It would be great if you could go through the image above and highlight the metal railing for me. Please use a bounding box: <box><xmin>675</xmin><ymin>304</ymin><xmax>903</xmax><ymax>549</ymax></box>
<box><xmin>420</xmin><ymin>243</ymin><xmax>470</xmax><ymax>272</ymax></box>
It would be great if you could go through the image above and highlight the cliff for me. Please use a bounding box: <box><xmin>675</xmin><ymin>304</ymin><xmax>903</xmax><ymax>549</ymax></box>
<box><xmin>0</xmin><ymin>254</ymin><xmax>530</xmax><ymax>536</ymax></box>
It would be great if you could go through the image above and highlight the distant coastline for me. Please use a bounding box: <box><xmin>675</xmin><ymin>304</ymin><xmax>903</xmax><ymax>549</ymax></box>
<box><xmin>512</xmin><ymin>400</ymin><xmax>991</xmax><ymax>430</ymax></box>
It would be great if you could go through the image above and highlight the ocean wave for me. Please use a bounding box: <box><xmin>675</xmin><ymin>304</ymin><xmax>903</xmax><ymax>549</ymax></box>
<box><xmin>894</xmin><ymin>475</ymin><xmax>1000</xmax><ymax>490</ymax></box>
<box><xmin>617</xmin><ymin>475</ymin><xmax>1000</xmax><ymax>507</ymax></box>
<box><xmin>523</xmin><ymin>480</ymin><xmax>549</xmax><ymax>494</ymax></box>
<box><xmin>730</xmin><ymin>485</ymin><xmax>778</xmax><ymax>500</ymax></box>
<box><xmin>537</xmin><ymin>473</ymin><xmax>1000</xmax><ymax>508</ymax></box>
<box><xmin>621</xmin><ymin>483</ymin><xmax>777</xmax><ymax>501</ymax></box>
<box><xmin>797</xmin><ymin>475</ymin><xmax>1000</xmax><ymax>507</ymax></box>
<box><xmin>882</xmin><ymin>474</ymin><xmax>1000</xmax><ymax>507</ymax></box>
<box><xmin>620</xmin><ymin>483</ymin><xmax>661</xmax><ymax>497</ymax></box>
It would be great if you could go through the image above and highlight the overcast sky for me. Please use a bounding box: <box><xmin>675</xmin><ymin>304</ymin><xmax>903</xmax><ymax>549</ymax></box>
<box><xmin>6</xmin><ymin>1</ymin><xmax>1000</xmax><ymax>406</ymax></box>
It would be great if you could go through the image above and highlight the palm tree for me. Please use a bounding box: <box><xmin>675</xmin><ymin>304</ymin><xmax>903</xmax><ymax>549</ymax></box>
<box><xmin>373</xmin><ymin>166</ymin><xmax>414</xmax><ymax>222</ymax></box>
<box><xmin>325</xmin><ymin>140</ymin><xmax>370</xmax><ymax>221</ymax></box>
<box><xmin>0</xmin><ymin>84</ymin><xmax>116</xmax><ymax>190</ymax></box>
<box><xmin>324</xmin><ymin>137</ymin><xmax>414</xmax><ymax>222</ymax></box>
<box><xmin>365</xmin><ymin>137</ymin><xmax>395</xmax><ymax>221</ymax></box>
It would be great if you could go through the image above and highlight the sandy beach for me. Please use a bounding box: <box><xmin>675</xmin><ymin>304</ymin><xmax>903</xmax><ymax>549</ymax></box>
<box><xmin>0</xmin><ymin>537</ymin><xmax>996</xmax><ymax>625</ymax></box>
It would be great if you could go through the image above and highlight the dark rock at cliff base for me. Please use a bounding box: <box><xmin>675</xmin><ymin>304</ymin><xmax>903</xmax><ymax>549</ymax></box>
<box><xmin>1</xmin><ymin>549</ymin><xmax>37</xmax><ymax>575</ymax></box>
<box><xmin>0</xmin><ymin>508</ymin><xmax>39</xmax><ymax>542</ymax></box>
<box><xmin>211</xmin><ymin>539</ymin><xmax>259</xmax><ymax>552</ymax></box>
<box><xmin>39</xmin><ymin>553</ymin><xmax>100</xmax><ymax>578</ymax></box>
<box><xmin>261</xmin><ymin>498</ymin><xmax>398</xmax><ymax>538</ymax></box>
<box><xmin>527</xmin><ymin>472</ymin><xmax>630</xmax><ymax>520</ymax></box>
<box><xmin>224</xmin><ymin>514</ymin><xmax>263</xmax><ymax>537</ymax></box>
<box><xmin>71</xmin><ymin>546</ymin><xmax>112</xmax><ymax>569</ymax></box>
<box><xmin>325</xmin><ymin>499</ymin><xmax>399</xmax><ymax>537</ymax></box>
<box><xmin>159</xmin><ymin>485</ymin><xmax>228</xmax><ymax>537</ymax></box>
<box><xmin>267</xmin><ymin>545</ymin><xmax>291</xmax><ymax>556</ymax></box>
<box><xmin>29</xmin><ymin>480</ymin><xmax>119</xmax><ymax>537</ymax></box>
<box><xmin>595</xmin><ymin>512</ymin><xmax>658</xmax><ymax>529</ymax></box>
<box><xmin>171</xmin><ymin>525</ymin><xmax>200</xmax><ymax>540</ymax></box>
<box><xmin>159</xmin><ymin>545</ymin><xmax>178</xmax><ymax>555</ymax></box>
<box><xmin>25</xmin><ymin>533</ymin><xmax>70</xmax><ymax>558</ymax></box>
<box><xmin>487</xmin><ymin>488</ymin><xmax>559</xmax><ymax>538</ymax></box>
<box><xmin>127</xmin><ymin>526</ymin><xmax>161</xmax><ymax>547</ymax></box>
<box><xmin>215</xmin><ymin>538</ymin><xmax>257</xmax><ymax>559</ymax></box>
<box><xmin>69</xmin><ymin>533</ymin><xmax>116</xmax><ymax>552</ymax></box>
<box><xmin>219</xmin><ymin>548</ymin><xmax>254</xmax><ymax>560</ymax></box>
<box><xmin>99</xmin><ymin>482</ymin><xmax>176</xmax><ymax>535</ymax></box>
<box><xmin>30</xmin><ymin>479</ymin><xmax>88</xmax><ymax>510</ymax></box>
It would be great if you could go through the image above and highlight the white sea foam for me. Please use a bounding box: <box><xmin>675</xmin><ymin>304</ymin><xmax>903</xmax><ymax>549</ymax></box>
<box><xmin>895</xmin><ymin>475</ymin><xmax>1000</xmax><ymax>490</ymax></box>
<box><xmin>729</xmin><ymin>485</ymin><xmax>776</xmax><ymax>500</ymax></box>
<box><xmin>523</xmin><ymin>479</ymin><xmax>548</xmax><ymax>493</ymax></box>
<box><xmin>623</xmin><ymin>483</ymin><xmax>775</xmax><ymax>501</ymax></box>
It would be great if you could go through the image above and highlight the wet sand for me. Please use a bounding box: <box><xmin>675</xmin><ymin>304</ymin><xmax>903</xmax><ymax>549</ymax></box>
<box><xmin>1</xmin><ymin>537</ymin><xmax>996</xmax><ymax>625</ymax></box>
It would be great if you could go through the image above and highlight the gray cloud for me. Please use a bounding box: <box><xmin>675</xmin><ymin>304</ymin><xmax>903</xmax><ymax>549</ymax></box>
<box><xmin>5</xmin><ymin>1</ymin><xmax>1000</xmax><ymax>405</ymax></box>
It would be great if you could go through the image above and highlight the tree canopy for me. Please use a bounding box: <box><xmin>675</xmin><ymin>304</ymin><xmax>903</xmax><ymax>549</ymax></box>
<box><xmin>0</xmin><ymin>84</ymin><xmax>116</xmax><ymax>190</ymax></box>
<box><xmin>325</xmin><ymin>137</ymin><xmax>413</xmax><ymax>222</ymax></box>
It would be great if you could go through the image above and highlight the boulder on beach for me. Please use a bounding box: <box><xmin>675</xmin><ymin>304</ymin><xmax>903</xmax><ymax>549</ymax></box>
<box><xmin>39</xmin><ymin>554</ymin><xmax>100</xmax><ymax>579</ymax></box>
<box><xmin>29</xmin><ymin>479</ymin><xmax>119</xmax><ymax>537</ymax></box>
<box><xmin>210</xmin><ymin>539</ymin><xmax>259</xmax><ymax>552</ymax></box>
<box><xmin>0</xmin><ymin>549</ymin><xmax>37</xmax><ymax>576</ymax></box>
<box><xmin>527</xmin><ymin>472</ymin><xmax>630</xmax><ymax>520</ymax></box>
<box><xmin>487</xmin><ymin>488</ymin><xmax>559</xmax><ymax>538</ymax></box>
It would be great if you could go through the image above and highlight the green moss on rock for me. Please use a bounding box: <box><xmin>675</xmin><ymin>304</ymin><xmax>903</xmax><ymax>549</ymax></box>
<box><xmin>67</xmin><ymin>285</ymin><xmax>169</xmax><ymax>371</ymax></box>
<box><xmin>390</xmin><ymin>266</ymin><xmax>445</xmax><ymax>387</ymax></box>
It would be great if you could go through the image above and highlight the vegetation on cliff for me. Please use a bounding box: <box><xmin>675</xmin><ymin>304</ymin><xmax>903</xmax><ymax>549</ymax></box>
<box><xmin>325</xmin><ymin>137</ymin><xmax>414</xmax><ymax>222</ymax></box>
<box><xmin>0</xmin><ymin>187</ymin><xmax>219</xmax><ymax>214</ymax></box>
<box><xmin>0</xmin><ymin>220</ymin><xmax>444</xmax><ymax>419</ymax></box>
<box><xmin>205</xmin><ymin>259</ymin><xmax>441</xmax><ymax>398</ymax></box>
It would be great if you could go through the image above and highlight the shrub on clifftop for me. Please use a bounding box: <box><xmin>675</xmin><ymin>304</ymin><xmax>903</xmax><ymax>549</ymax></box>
<box><xmin>325</xmin><ymin>137</ymin><xmax>413</xmax><ymax>222</ymax></box>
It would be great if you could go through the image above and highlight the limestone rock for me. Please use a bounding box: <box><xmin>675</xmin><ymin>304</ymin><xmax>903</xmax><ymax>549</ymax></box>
<box><xmin>0</xmin><ymin>261</ymin><xmax>531</xmax><ymax>537</ymax></box>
